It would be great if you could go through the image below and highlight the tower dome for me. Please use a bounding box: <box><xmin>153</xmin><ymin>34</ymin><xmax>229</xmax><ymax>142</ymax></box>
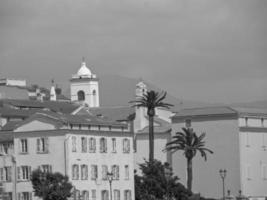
<box><xmin>77</xmin><ymin>60</ymin><xmax>92</xmax><ymax>77</ymax></box>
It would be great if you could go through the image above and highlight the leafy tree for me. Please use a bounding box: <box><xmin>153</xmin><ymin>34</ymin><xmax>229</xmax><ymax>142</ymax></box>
<box><xmin>165</xmin><ymin>128</ymin><xmax>213</xmax><ymax>192</ymax></box>
<box><xmin>135</xmin><ymin>159</ymin><xmax>192</xmax><ymax>200</ymax></box>
<box><xmin>31</xmin><ymin>169</ymin><xmax>73</xmax><ymax>200</ymax></box>
<box><xmin>130</xmin><ymin>90</ymin><xmax>173</xmax><ymax>162</ymax></box>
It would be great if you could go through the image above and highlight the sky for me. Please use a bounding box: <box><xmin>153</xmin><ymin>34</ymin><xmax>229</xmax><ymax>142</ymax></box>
<box><xmin>0</xmin><ymin>0</ymin><xmax>267</xmax><ymax>104</ymax></box>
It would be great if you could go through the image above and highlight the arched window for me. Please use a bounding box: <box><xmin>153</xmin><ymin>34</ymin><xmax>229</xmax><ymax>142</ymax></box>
<box><xmin>124</xmin><ymin>190</ymin><xmax>131</xmax><ymax>200</ymax></box>
<box><xmin>114</xmin><ymin>190</ymin><xmax>120</xmax><ymax>200</ymax></box>
<box><xmin>78</xmin><ymin>90</ymin><xmax>85</xmax><ymax>101</ymax></box>
<box><xmin>100</xmin><ymin>138</ymin><xmax>107</xmax><ymax>153</ymax></box>
<box><xmin>123</xmin><ymin>139</ymin><xmax>130</xmax><ymax>153</ymax></box>
<box><xmin>101</xmin><ymin>190</ymin><xmax>109</xmax><ymax>200</ymax></box>
<box><xmin>72</xmin><ymin>164</ymin><xmax>79</xmax><ymax>180</ymax></box>
<box><xmin>89</xmin><ymin>137</ymin><xmax>96</xmax><ymax>153</ymax></box>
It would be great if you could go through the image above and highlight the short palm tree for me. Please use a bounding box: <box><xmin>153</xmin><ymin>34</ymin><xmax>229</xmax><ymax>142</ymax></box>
<box><xmin>165</xmin><ymin>127</ymin><xmax>213</xmax><ymax>192</ymax></box>
<box><xmin>130</xmin><ymin>90</ymin><xmax>173</xmax><ymax>162</ymax></box>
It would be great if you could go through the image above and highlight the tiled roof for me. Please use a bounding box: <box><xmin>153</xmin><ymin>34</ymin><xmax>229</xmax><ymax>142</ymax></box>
<box><xmin>232</xmin><ymin>107</ymin><xmax>267</xmax><ymax>117</ymax></box>
<box><xmin>0</xmin><ymin>107</ymin><xmax>39</xmax><ymax>118</ymax></box>
<box><xmin>1</xmin><ymin>99</ymin><xmax>79</xmax><ymax>114</ymax></box>
<box><xmin>26</xmin><ymin>111</ymin><xmax>128</xmax><ymax>128</ymax></box>
<box><xmin>84</xmin><ymin>106</ymin><xmax>135</xmax><ymax>121</ymax></box>
<box><xmin>1</xmin><ymin>121</ymin><xmax>21</xmax><ymax>131</ymax></box>
<box><xmin>173</xmin><ymin>106</ymin><xmax>237</xmax><ymax>118</ymax></box>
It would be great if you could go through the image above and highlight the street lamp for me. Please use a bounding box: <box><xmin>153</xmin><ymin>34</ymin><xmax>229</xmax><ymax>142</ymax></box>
<box><xmin>107</xmin><ymin>172</ymin><xmax>113</xmax><ymax>200</ymax></box>
<box><xmin>219</xmin><ymin>169</ymin><xmax>227</xmax><ymax>200</ymax></box>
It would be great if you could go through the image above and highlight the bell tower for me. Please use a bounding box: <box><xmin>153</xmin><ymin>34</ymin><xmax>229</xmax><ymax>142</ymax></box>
<box><xmin>70</xmin><ymin>58</ymin><xmax>100</xmax><ymax>107</ymax></box>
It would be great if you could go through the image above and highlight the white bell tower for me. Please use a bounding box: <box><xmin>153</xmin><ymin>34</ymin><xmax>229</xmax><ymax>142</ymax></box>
<box><xmin>70</xmin><ymin>58</ymin><xmax>100</xmax><ymax>107</ymax></box>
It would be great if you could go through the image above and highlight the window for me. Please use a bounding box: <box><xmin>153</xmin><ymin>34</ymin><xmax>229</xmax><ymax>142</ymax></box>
<box><xmin>262</xmin><ymin>133</ymin><xmax>267</xmax><ymax>148</ymax></box>
<box><xmin>245</xmin><ymin>133</ymin><xmax>250</xmax><ymax>147</ymax></box>
<box><xmin>262</xmin><ymin>164</ymin><xmax>267</xmax><ymax>180</ymax></box>
<box><xmin>17</xmin><ymin>166</ymin><xmax>31</xmax><ymax>181</ymax></box>
<box><xmin>246</xmin><ymin>164</ymin><xmax>251</xmax><ymax>180</ymax></box>
<box><xmin>0</xmin><ymin>167</ymin><xmax>12</xmax><ymax>182</ymax></box>
<box><xmin>18</xmin><ymin>192</ymin><xmax>32</xmax><ymax>200</ymax></box>
<box><xmin>38</xmin><ymin>165</ymin><xmax>52</xmax><ymax>173</ymax></box>
<box><xmin>100</xmin><ymin>138</ymin><xmax>107</xmax><ymax>153</ymax></box>
<box><xmin>81</xmin><ymin>137</ymin><xmax>87</xmax><ymax>153</ymax></box>
<box><xmin>185</xmin><ymin>119</ymin><xmax>191</xmax><ymax>128</ymax></box>
<box><xmin>112</xmin><ymin>138</ymin><xmax>116</xmax><ymax>153</ymax></box>
<box><xmin>81</xmin><ymin>165</ymin><xmax>88</xmax><ymax>180</ymax></box>
<box><xmin>0</xmin><ymin>142</ymin><xmax>13</xmax><ymax>155</ymax></box>
<box><xmin>20</xmin><ymin>139</ymin><xmax>28</xmax><ymax>154</ymax></box>
<box><xmin>82</xmin><ymin>191</ymin><xmax>89</xmax><ymax>200</ymax></box>
<box><xmin>114</xmin><ymin>190</ymin><xmax>120</xmax><ymax>200</ymax></box>
<box><xmin>102</xmin><ymin>165</ymin><xmax>108</xmax><ymax>180</ymax></box>
<box><xmin>112</xmin><ymin>165</ymin><xmax>119</xmax><ymax>180</ymax></box>
<box><xmin>89</xmin><ymin>138</ymin><xmax>96</xmax><ymax>153</ymax></box>
<box><xmin>123</xmin><ymin>139</ymin><xmax>130</xmax><ymax>153</ymax></box>
<box><xmin>101</xmin><ymin>190</ymin><xmax>109</xmax><ymax>200</ymax></box>
<box><xmin>78</xmin><ymin>90</ymin><xmax>85</xmax><ymax>101</ymax></box>
<box><xmin>72</xmin><ymin>136</ymin><xmax>77</xmax><ymax>152</ymax></box>
<box><xmin>92</xmin><ymin>190</ymin><xmax>96</xmax><ymax>200</ymax></box>
<box><xmin>37</xmin><ymin>138</ymin><xmax>48</xmax><ymax>153</ymax></box>
<box><xmin>124</xmin><ymin>190</ymin><xmax>131</xmax><ymax>200</ymax></box>
<box><xmin>245</xmin><ymin>117</ymin><xmax>248</xmax><ymax>126</ymax></box>
<box><xmin>72</xmin><ymin>164</ymin><xmax>79</xmax><ymax>180</ymax></box>
<box><xmin>125</xmin><ymin>165</ymin><xmax>129</xmax><ymax>180</ymax></box>
<box><xmin>75</xmin><ymin>190</ymin><xmax>80</xmax><ymax>200</ymax></box>
<box><xmin>91</xmin><ymin>165</ymin><xmax>98</xmax><ymax>180</ymax></box>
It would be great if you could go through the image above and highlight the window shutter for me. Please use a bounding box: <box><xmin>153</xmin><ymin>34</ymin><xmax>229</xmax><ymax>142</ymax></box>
<box><xmin>49</xmin><ymin>165</ymin><xmax>52</xmax><ymax>173</ymax></box>
<box><xmin>45</xmin><ymin>138</ymin><xmax>49</xmax><ymax>153</ymax></box>
<box><xmin>7</xmin><ymin>167</ymin><xmax>11</xmax><ymax>181</ymax></box>
<box><xmin>28</xmin><ymin>166</ymin><xmax>31</xmax><ymax>180</ymax></box>
<box><xmin>0</xmin><ymin>168</ymin><xmax>3</xmax><ymax>181</ymax></box>
<box><xmin>29</xmin><ymin>193</ymin><xmax>32</xmax><ymax>200</ymax></box>
<box><xmin>127</xmin><ymin>140</ymin><xmax>130</xmax><ymax>152</ymax></box>
<box><xmin>37</xmin><ymin>138</ymin><xmax>40</xmax><ymax>152</ymax></box>
<box><xmin>17</xmin><ymin>193</ymin><xmax>21</xmax><ymax>200</ymax></box>
<box><xmin>17</xmin><ymin>167</ymin><xmax>21</xmax><ymax>180</ymax></box>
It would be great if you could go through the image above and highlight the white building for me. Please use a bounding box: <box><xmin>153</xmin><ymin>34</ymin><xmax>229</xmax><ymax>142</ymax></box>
<box><xmin>171</xmin><ymin>106</ymin><xmax>267</xmax><ymax>199</ymax></box>
<box><xmin>0</xmin><ymin>110</ymin><xmax>135</xmax><ymax>200</ymax></box>
<box><xmin>70</xmin><ymin>59</ymin><xmax>99</xmax><ymax>107</ymax></box>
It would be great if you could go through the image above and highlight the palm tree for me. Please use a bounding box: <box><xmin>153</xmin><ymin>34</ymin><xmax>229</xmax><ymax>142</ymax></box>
<box><xmin>130</xmin><ymin>90</ymin><xmax>173</xmax><ymax>162</ymax></box>
<box><xmin>165</xmin><ymin>127</ymin><xmax>213</xmax><ymax>192</ymax></box>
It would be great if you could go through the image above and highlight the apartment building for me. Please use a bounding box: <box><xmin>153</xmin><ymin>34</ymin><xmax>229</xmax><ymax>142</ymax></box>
<box><xmin>0</xmin><ymin>111</ymin><xmax>135</xmax><ymax>200</ymax></box>
<box><xmin>171</xmin><ymin>106</ymin><xmax>267</xmax><ymax>199</ymax></box>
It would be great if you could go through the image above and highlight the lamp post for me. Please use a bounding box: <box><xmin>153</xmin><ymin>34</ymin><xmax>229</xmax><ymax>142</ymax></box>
<box><xmin>107</xmin><ymin>172</ymin><xmax>113</xmax><ymax>200</ymax></box>
<box><xmin>219</xmin><ymin>169</ymin><xmax>227</xmax><ymax>200</ymax></box>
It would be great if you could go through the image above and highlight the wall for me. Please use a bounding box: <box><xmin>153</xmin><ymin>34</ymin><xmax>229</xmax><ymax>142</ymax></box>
<box><xmin>171</xmin><ymin>118</ymin><xmax>241</xmax><ymax>198</ymax></box>
<box><xmin>135</xmin><ymin>131</ymin><xmax>172</xmax><ymax>172</ymax></box>
<box><xmin>66</xmin><ymin>132</ymin><xmax>135</xmax><ymax>200</ymax></box>
<box><xmin>14</xmin><ymin>131</ymin><xmax>66</xmax><ymax>199</ymax></box>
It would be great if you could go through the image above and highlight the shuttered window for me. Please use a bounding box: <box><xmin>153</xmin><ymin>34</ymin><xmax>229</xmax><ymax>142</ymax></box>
<box><xmin>37</xmin><ymin>138</ymin><xmax>49</xmax><ymax>153</ymax></box>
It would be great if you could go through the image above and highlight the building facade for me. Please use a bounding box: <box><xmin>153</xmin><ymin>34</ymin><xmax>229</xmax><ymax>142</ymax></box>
<box><xmin>0</xmin><ymin>111</ymin><xmax>135</xmax><ymax>200</ymax></box>
<box><xmin>171</xmin><ymin>106</ymin><xmax>267</xmax><ymax>198</ymax></box>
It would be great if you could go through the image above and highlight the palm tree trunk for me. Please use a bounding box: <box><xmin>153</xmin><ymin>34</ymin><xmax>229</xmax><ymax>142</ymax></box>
<box><xmin>148</xmin><ymin>115</ymin><xmax>154</xmax><ymax>162</ymax></box>
<box><xmin>187</xmin><ymin>158</ymin><xmax>193</xmax><ymax>192</ymax></box>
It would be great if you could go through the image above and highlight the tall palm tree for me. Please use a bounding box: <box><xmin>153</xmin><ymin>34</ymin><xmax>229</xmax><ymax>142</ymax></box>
<box><xmin>130</xmin><ymin>90</ymin><xmax>173</xmax><ymax>162</ymax></box>
<box><xmin>165</xmin><ymin>127</ymin><xmax>213</xmax><ymax>192</ymax></box>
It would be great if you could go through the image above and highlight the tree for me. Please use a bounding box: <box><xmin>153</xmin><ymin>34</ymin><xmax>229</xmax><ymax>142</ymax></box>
<box><xmin>135</xmin><ymin>159</ymin><xmax>192</xmax><ymax>200</ymax></box>
<box><xmin>130</xmin><ymin>90</ymin><xmax>173</xmax><ymax>162</ymax></box>
<box><xmin>165</xmin><ymin>128</ymin><xmax>213</xmax><ymax>192</ymax></box>
<box><xmin>31</xmin><ymin>169</ymin><xmax>73</xmax><ymax>200</ymax></box>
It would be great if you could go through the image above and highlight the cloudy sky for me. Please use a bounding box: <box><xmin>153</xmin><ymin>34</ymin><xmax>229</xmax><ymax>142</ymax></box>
<box><xmin>0</xmin><ymin>0</ymin><xmax>267</xmax><ymax>104</ymax></box>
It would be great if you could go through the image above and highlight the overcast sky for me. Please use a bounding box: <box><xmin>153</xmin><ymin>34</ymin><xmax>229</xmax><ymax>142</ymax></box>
<box><xmin>0</xmin><ymin>0</ymin><xmax>267</xmax><ymax>104</ymax></box>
